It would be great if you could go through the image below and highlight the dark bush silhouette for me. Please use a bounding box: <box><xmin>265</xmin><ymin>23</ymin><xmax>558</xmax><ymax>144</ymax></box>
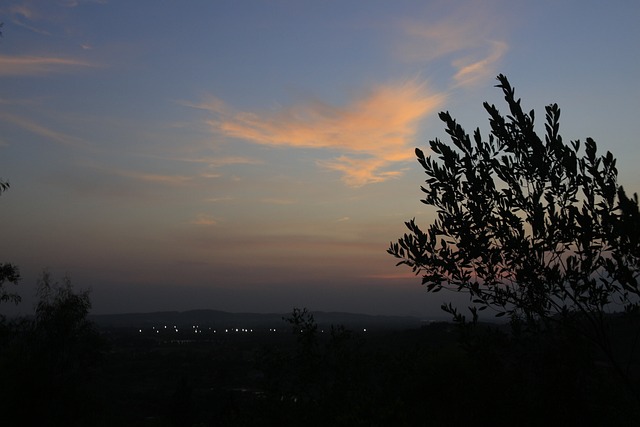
<box><xmin>0</xmin><ymin>175</ymin><xmax>20</xmax><ymax>308</ymax></box>
<box><xmin>0</xmin><ymin>263</ymin><xmax>20</xmax><ymax>307</ymax></box>
<box><xmin>0</xmin><ymin>272</ymin><xmax>105</xmax><ymax>426</ymax></box>
<box><xmin>388</xmin><ymin>75</ymin><xmax>640</xmax><ymax>397</ymax></box>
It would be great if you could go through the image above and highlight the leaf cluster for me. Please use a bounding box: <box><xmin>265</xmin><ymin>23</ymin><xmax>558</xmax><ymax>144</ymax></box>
<box><xmin>0</xmin><ymin>263</ymin><xmax>20</xmax><ymax>306</ymax></box>
<box><xmin>388</xmin><ymin>75</ymin><xmax>640</xmax><ymax>335</ymax></box>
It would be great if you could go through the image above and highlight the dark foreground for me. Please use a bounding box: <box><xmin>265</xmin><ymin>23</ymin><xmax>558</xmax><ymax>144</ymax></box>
<box><xmin>2</xmin><ymin>313</ymin><xmax>640</xmax><ymax>426</ymax></box>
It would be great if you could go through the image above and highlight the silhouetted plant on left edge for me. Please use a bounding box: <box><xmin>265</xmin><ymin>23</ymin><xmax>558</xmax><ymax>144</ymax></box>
<box><xmin>0</xmin><ymin>177</ymin><xmax>20</xmax><ymax>310</ymax></box>
<box><xmin>0</xmin><ymin>271</ymin><xmax>105</xmax><ymax>427</ymax></box>
<box><xmin>0</xmin><ymin>21</ymin><xmax>19</xmax><ymax>312</ymax></box>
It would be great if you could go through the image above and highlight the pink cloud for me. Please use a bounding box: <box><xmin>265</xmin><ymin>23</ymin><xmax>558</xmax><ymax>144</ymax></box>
<box><xmin>202</xmin><ymin>79</ymin><xmax>444</xmax><ymax>186</ymax></box>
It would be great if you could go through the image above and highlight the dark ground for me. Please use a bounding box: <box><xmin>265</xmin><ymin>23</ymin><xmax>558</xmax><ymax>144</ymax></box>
<box><xmin>3</xmin><ymin>313</ymin><xmax>640</xmax><ymax>426</ymax></box>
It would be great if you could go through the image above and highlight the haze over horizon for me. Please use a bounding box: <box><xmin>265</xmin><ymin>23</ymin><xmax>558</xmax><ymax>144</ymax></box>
<box><xmin>1</xmin><ymin>1</ymin><xmax>639</xmax><ymax>317</ymax></box>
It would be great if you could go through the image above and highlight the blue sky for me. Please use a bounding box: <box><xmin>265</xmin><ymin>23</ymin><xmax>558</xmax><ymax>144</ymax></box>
<box><xmin>1</xmin><ymin>0</ymin><xmax>639</xmax><ymax>316</ymax></box>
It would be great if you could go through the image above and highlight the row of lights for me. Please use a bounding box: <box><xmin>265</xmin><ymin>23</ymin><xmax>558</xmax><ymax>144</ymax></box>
<box><xmin>139</xmin><ymin>325</ymin><xmax>276</xmax><ymax>334</ymax></box>
<box><xmin>139</xmin><ymin>326</ymin><xmax>369</xmax><ymax>334</ymax></box>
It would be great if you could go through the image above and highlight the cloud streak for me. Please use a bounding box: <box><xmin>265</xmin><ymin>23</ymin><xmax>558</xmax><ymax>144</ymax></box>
<box><xmin>452</xmin><ymin>41</ymin><xmax>508</xmax><ymax>87</ymax></box>
<box><xmin>202</xmin><ymin>80</ymin><xmax>444</xmax><ymax>186</ymax></box>
<box><xmin>0</xmin><ymin>112</ymin><xmax>86</xmax><ymax>147</ymax></box>
<box><xmin>398</xmin><ymin>6</ymin><xmax>508</xmax><ymax>88</ymax></box>
<box><xmin>117</xmin><ymin>171</ymin><xmax>193</xmax><ymax>186</ymax></box>
<box><xmin>0</xmin><ymin>55</ymin><xmax>95</xmax><ymax>76</ymax></box>
<box><xmin>191</xmin><ymin>213</ymin><xmax>218</xmax><ymax>226</ymax></box>
<box><xmin>177</xmin><ymin>155</ymin><xmax>262</xmax><ymax>168</ymax></box>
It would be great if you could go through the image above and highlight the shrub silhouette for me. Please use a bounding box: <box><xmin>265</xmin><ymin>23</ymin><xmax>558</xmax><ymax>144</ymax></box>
<box><xmin>0</xmin><ymin>272</ymin><xmax>105</xmax><ymax>427</ymax></box>
<box><xmin>388</xmin><ymin>74</ymin><xmax>640</xmax><ymax>398</ymax></box>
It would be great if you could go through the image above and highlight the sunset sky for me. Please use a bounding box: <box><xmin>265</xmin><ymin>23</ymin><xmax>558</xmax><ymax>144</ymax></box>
<box><xmin>1</xmin><ymin>1</ymin><xmax>639</xmax><ymax>317</ymax></box>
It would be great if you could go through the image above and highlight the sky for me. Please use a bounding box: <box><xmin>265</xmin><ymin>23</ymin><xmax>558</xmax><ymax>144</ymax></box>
<box><xmin>1</xmin><ymin>0</ymin><xmax>639</xmax><ymax>317</ymax></box>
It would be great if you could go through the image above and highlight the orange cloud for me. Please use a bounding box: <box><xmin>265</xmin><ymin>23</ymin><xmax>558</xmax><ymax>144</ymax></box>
<box><xmin>202</xmin><ymin>80</ymin><xmax>444</xmax><ymax>186</ymax></box>
<box><xmin>0</xmin><ymin>55</ymin><xmax>94</xmax><ymax>76</ymax></box>
<box><xmin>191</xmin><ymin>213</ymin><xmax>218</xmax><ymax>226</ymax></box>
<box><xmin>318</xmin><ymin>156</ymin><xmax>405</xmax><ymax>187</ymax></box>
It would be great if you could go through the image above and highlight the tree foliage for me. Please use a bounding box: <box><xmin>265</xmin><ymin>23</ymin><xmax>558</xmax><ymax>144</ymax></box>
<box><xmin>388</xmin><ymin>75</ymin><xmax>640</xmax><ymax>356</ymax></box>
<box><xmin>0</xmin><ymin>166</ymin><xmax>20</xmax><ymax>307</ymax></box>
<box><xmin>0</xmin><ymin>272</ymin><xmax>104</xmax><ymax>426</ymax></box>
<box><xmin>0</xmin><ymin>263</ymin><xmax>20</xmax><ymax>306</ymax></box>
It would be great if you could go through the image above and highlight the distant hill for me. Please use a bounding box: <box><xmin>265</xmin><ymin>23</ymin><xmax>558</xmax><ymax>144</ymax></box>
<box><xmin>89</xmin><ymin>309</ymin><xmax>426</xmax><ymax>330</ymax></box>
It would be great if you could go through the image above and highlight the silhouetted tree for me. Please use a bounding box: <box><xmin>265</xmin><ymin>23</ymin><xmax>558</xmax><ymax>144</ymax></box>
<box><xmin>0</xmin><ymin>19</ymin><xmax>19</xmax><ymax>309</ymax></box>
<box><xmin>0</xmin><ymin>263</ymin><xmax>20</xmax><ymax>307</ymax></box>
<box><xmin>0</xmin><ymin>172</ymin><xmax>20</xmax><ymax>312</ymax></box>
<box><xmin>0</xmin><ymin>272</ymin><xmax>105</xmax><ymax>426</ymax></box>
<box><xmin>388</xmin><ymin>74</ymin><xmax>640</xmax><ymax>393</ymax></box>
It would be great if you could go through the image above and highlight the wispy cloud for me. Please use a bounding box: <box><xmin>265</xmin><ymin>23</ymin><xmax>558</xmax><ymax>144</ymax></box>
<box><xmin>452</xmin><ymin>40</ymin><xmax>508</xmax><ymax>87</ymax></box>
<box><xmin>0</xmin><ymin>55</ymin><xmax>95</xmax><ymax>76</ymax></box>
<box><xmin>318</xmin><ymin>156</ymin><xmax>405</xmax><ymax>187</ymax></box>
<box><xmin>6</xmin><ymin>1</ymin><xmax>106</xmax><ymax>35</ymax></box>
<box><xmin>178</xmin><ymin>155</ymin><xmax>262</xmax><ymax>168</ymax></box>
<box><xmin>191</xmin><ymin>213</ymin><xmax>218</xmax><ymax>226</ymax></box>
<box><xmin>397</xmin><ymin>6</ymin><xmax>508</xmax><ymax>88</ymax></box>
<box><xmin>200</xmin><ymin>173</ymin><xmax>222</xmax><ymax>179</ymax></box>
<box><xmin>60</xmin><ymin>0</ymin><xmax>109</xmax><ymax>7</ymax></box>
<box><xmin>117</xmin><ymin>171</ymin><xmax>193</xmax><ymax>186</ymax></box>
<box><xmin>204</xmin><ymin>196</ymin><xmax>233</xmax><ymax>203</ymax></box>
<box><xmin>0</xmin><ymin>112</ymin><xmax>86</xmax><ymax>147</ymax></box>
<box><xmin>7</xmin><ymin>3</ymin><xmax>51</xmax><ymax>35</ymax></box>
<box><xmin>201</xmin><ymin>79</ymin><xmax>444</xmax><ymax>186</ymax></box>
<box><xmin>400</xmin><ymin>19</ymin><xmax>481</xmax><ymax>62</ymax></box>
<box><xmin>260</xmin><ymin>198</ymin><xmax>296</xmax><ymax>205</ymax></box>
